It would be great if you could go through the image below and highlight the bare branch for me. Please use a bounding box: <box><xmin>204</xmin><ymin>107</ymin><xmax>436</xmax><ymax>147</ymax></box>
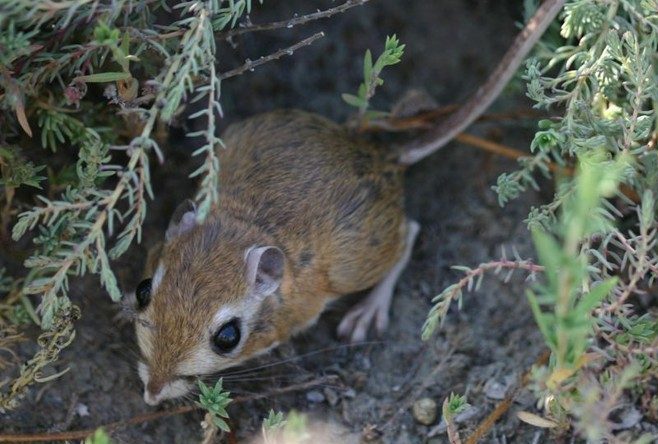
<box><xmin>220</xmin><ymin>0</ymin><xmax>371</xmax><ymax>39</ymax></box>
<box><xmin>219</xmin><ymin>32</ymin><xmax>325</xmax><ymax>80</ymax></box>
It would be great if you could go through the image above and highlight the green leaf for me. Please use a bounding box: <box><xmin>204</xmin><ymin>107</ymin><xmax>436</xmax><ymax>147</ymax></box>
<box><xmin>74</xmin><ymin>72</ymin><xmax>131</xmax><ymax>83</ymax></box>
<box><xmin>363</xmin><ymin>49</ymin><xmax>373</xmax><ymax>81</ymax></box>
<box><xmin>341</xmin><ymin>93</ymin><xmax>367</xmax><ymax>108</ymax></box>
<box><xmin>213</xmin><ymin>416</ymin><xmax>231</xmax><ymax>432</ymax></box>
<box><xmin>263</xmin><ymin>409</ymin><xmax>287</xmax><ymax>430</ymax></box>
<box><xmin>198</xmin><ymin>380</ymin><xmax>211</xmax><ymax>398</ymax></box>
<box><xmin>0</xmin><ymin>146</ymin><xmax>15</xmax><ymax>159</ymax></box>
<box><xmin>84</xmin><ymin>428</ymin><xmax>112</xmax><ymax>444</ymax></box>
<box><xmin>531</xmin><ymin>228</ymin><xmax>561</xmax><ymax>288</ymax></box>
<box><xmin>120</xmin><ymin>31</ymin><xmax>130</xmax><ymax>56</ymax></box>
<box><xmin>641</xmin><ymin>190</ymin><xmax>654</xmax><ymax>229</ymax></box>
<box><xmin>527</xmin><ymin>289</ymin><xmax>556</xmax><ymax>349</ymax></box>
<box><xmin>576</xmin><ymin>278</ymin><xmax>617</xmax><ymax>314</ymax></box>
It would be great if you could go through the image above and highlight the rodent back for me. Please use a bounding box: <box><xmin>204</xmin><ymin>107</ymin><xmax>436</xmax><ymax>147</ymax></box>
<box><xmin>217</xmin><ymin>109</ymin><xmax>406</xmax><ymax>295</ymax></box>
<box><xmin>218</xmin><ymin>110</ymin><xmax>404</xmax><ymax>244</ymax></box>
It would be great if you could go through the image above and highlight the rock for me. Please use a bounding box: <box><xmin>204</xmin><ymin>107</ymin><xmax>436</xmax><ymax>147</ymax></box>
<box><xmin>352</xmin><ymin>371</ymin><xmax>368</xmax><ymax>389</ymax></box>
<box><xmin>483</xmin><ymin>379</ymin><xmax>506</xmax><ymax>400</ymax></box>
<box><xmin>75</xmin><ymin>403</ymin><xmax>89</xmax><ymax>417</ymax></box>
<box><xmin>344</xmin><ymin>388</ymin><xmax>357</xmax><ymax>399</ymax></box>
<box><xmin>306</xmin><ymin>390</ymin><xmax>325</xmax><ymax>403</ymax></box>
<box><xmin>484</xmin><ymin>374</ymin><xmax>515</xmax><ymax>400</ymax></box>
<box><xmin>360</xmin><ymin>424</ymin><xmax>381</xmax><ymax>442</ymax></box>
<box><xmin>357</xmin><ymin>354</ymin><xmax>372</xmax><ymax>370</ymax></box>
<box><xmin>412</xmin><ymin>398</ymin><xmax>437</xmax><ymax>425</ymax></box>
<box><xmin>324</xmin><ymin>387</ymin><xmax>339</xmax><ymax>406</ymax></box>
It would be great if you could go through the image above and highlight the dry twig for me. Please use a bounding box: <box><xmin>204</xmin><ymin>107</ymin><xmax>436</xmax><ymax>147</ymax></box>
<box><xmin>220</xmin><ymin>0</ymin><xmax>372</xmax><ymax>38</ymax></box>
<box><xmin>464</xmin><ymin>350</ymin><xmax>550</xmax><ymax>444</ymax></box>
<box><xmin>220</xmin><ymin>32</ymin><xmax>325</xmax><ymax>80</ymax></box>
<box><xmin>0</xmin><ymin>376</ymin><xmax>338</xmax><ymax>443</ymax></box>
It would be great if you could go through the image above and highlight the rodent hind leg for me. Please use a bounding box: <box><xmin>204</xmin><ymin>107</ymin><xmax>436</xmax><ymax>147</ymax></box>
<box><xmin>337</xmin><ymin>219</ymin><xmax>420</xmax><ymax>343</ymax></box>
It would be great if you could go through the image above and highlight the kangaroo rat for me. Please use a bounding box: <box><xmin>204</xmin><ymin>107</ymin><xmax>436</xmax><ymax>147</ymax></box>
<box><xmin>133</xmin><ymin>0</ymin><xmax>564</xmax><ymax>405</ymax></box>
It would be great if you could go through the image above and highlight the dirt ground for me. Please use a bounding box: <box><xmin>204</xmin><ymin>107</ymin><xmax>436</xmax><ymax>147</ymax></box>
<box><xmin>3</xmin><ymin>1</ymin><xmax>558</xmax><ymax>442</ymax></box>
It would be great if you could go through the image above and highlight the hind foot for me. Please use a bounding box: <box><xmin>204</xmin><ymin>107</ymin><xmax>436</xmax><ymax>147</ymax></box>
<box><xmin>337</xmin><ymin>220</ymin><xmax>420</xmax><ymax>342</ymax></box>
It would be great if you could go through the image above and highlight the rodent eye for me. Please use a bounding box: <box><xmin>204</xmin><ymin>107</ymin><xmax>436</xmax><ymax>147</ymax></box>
<box><xmin>136</xmin><ymin>278</ymin><xmax>152</xmax><ymax>310</ymax></box>
<box><xmin>212</xmin><ymin>319</ymin><xmax>241</xmax><ymax>354</ymax></box>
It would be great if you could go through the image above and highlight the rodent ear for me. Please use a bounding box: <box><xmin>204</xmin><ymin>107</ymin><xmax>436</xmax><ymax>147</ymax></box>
<box><xmin>166</xmin><ymin>199</ymin><xmax>197</xmax><ymax>241</ymax></box>
<box><xmin>245</xmin><ymin>246</ymin><xmax>284</xmax><ymax>297</ymax></box>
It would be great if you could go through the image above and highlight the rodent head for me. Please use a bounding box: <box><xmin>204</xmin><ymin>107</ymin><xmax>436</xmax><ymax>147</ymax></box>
<box><xmin>134</xmin><ymin>200</ymin><xmax>286</xmax><ymax>405</ymax></box>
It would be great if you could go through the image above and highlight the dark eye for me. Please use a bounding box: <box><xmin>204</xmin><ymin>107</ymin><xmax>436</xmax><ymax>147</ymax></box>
<box><xmin>136</xmin><ymin>278</ymin><xmax>152</xmax><ymax>310</ymax></box>
<box><xmin>212</xmin><ymin>319</ymin><xmax>241</xmax><ymax>353</ymax></box>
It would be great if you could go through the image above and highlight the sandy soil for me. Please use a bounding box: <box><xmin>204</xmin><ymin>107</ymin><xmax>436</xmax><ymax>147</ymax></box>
<box><xmin>2</xmin><ymin>1</ymin><xmax>558</xmax><ymax>442</ymax></box>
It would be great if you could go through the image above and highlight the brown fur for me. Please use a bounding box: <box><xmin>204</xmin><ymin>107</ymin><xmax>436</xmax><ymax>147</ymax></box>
<box><xmin>137</xmin><ymin>110</ymin><xmax>406</xmax><ymax>388</ymax></box>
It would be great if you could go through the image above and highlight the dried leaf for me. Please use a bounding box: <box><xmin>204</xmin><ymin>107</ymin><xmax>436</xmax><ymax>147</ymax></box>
<box><xmin>516</xmin><ymin>411</ymin><xmax>558</xmax><ymax>428</ymax></box>
<box><xmin>117</xmin><ymin>77</ymin><xmax>138</xmax><ymax>101</ymax></box>
<box><xmin>15</xmin><ymin>97</ymin><xmax>32</xmax><ymax>137</ymax></box>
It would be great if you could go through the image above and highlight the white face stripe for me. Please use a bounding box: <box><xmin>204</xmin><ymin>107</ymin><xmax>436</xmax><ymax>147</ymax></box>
<box><xmin>138</xmin><ymin>361</ymin><xmax>149</xmax><ymax>385</ymax></box>
<box><xmin>212</xmin><ymin>306</ymin><xmax>237</xmax><ymax>328</ymax></box>
<box><xmin>139</xmin><ymin>361</ymin><xmax>193</xmax><ymax>405</ymax></box>
<box><xmin>151</xmin><ymin>263</ymin><xmax>166</xmax><ymax>293</ymax></box>
<box><xmin>175</xmin><ymin>302</ymin><xmax>259</xmax><ymax>376</ymax></box>
<box><xmin>174</xmin><ymin>305</ymin><xmax>244</xmax><ymax>375</ymax></box>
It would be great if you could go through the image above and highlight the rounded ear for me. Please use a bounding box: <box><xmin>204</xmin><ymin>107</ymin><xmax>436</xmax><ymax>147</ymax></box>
<box><xmin>166</xmin><ymin>199</ymin><xmax>197</xmax><ymax>241</ymax></box>
<box><xmin>245</xmin><ymin>246</ymin><xmax>284</xmax><ymax>297</ymax></box>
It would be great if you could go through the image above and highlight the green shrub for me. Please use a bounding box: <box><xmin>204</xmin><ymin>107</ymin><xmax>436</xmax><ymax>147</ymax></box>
<box><xmin>425</xmin><ymin>0</ymin><xmax>658</xmax><ymax>439</ymax></box>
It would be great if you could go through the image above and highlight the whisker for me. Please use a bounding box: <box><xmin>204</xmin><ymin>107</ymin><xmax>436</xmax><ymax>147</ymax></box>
<box><xmin>221</xmin><ymin>374</ymin><xmax>302</xmax><ymax>382</ymax></box>
<box><xmin>219</xmin><ymin>340</ymin><xmax>385</xmax><ymax>377</ymax></box>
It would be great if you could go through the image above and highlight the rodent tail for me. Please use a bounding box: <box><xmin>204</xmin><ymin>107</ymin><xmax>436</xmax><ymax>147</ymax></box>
<box><xmin>398</xmin><ymin>0</ymin><xmax>565</xmax><ymax>165</ymax></box>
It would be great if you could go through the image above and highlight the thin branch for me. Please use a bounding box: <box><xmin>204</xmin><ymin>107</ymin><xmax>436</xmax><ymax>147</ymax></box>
<box><xmin>455</xmin><ymin>133</ymin><xmax>561</xmax><ymax>171</ymax></box>
<box><xmin>219</xmin><ymin>32</ymin><xmax>325</xmax><ymax>80</ymax></box>
<box><xmin>0</xmin><ymin>376</ymin><xmax>339</xmax><ymax>443</ymax></box>
<box><xmin>219</xmin><ymin>0</ymin><xmax>371</xmax><ymax>39</ymax></box>
<box><xmin>360</xmin><ymin>106</ymin><xmax>544</xmax><ymax>132</ymax></box>
<box><xmin>366</xmin><ymin>120</ymin><xmax>642</xmax><ymax>203</ymax></box>
<box><xmin>399</xmin><ymin>0</ymin><xmax>566</xmax><ymax>164</ymax></box>
<box><xmin>464</xmin><ymin>350</ymin><xmax>551</xmax><ymax>444</ymax></box>
<box><xmin>422</xmin><ymin>258</ymin><xmax>544</xmax><ymax>340</ymax></box>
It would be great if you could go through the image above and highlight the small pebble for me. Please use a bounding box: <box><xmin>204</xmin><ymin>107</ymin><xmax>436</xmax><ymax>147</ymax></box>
<box><xmin>306</xmin><ymin>390</ymin><xmax>325</xmax><ymax>403</ymax></box>
<box><xmin>343</xmin><ymin>388</ymin><xmax>357</xmax><ymax>399</ymax></box>
<box><xmin>352</xmin><ymin>372</ymin><xmax>368</xmax><ymax>389</ymax></box>
<box><xmin>412</xmin><ymin>398</ymin><xmax>437</xmax><ymax>425</ymax></box>
<box><xmin>324</xmin><ymin>387</ymin><xmax>339</xmax><ymax>406</ymax></box>
<box><xmin>484</xmin><ymin>379</ymin><xmax>507</xmax><ymax>400</ymax></box>
<box><xmin>75</xmin><ymin>403</ymin><xmax>89</xmax><ymax>417</ymax></box>
<box><xmin>361</xmin><ymin>424</ymin><xmax>381</xmax><ymax>442</ymax></box>
<box><xmin>484</xmin><ymin>374</ymin><xmax>515</xmax><ymax>400</ymax></box>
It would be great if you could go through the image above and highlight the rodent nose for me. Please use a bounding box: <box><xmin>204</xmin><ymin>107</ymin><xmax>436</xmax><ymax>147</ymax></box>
<box><xmin>147</xmin><ymin>379</ymin><xmax>164</xmax><ymax>396</ymax></box>
<box><xmin>144</xmin><ymin>389</ymin><xmax>161</xmax><ymax>406</ymax></box>
<box><xmin>144</xmin><ymin>380</ymin><xmax>164</xmax><ymax>405</ymax></box>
